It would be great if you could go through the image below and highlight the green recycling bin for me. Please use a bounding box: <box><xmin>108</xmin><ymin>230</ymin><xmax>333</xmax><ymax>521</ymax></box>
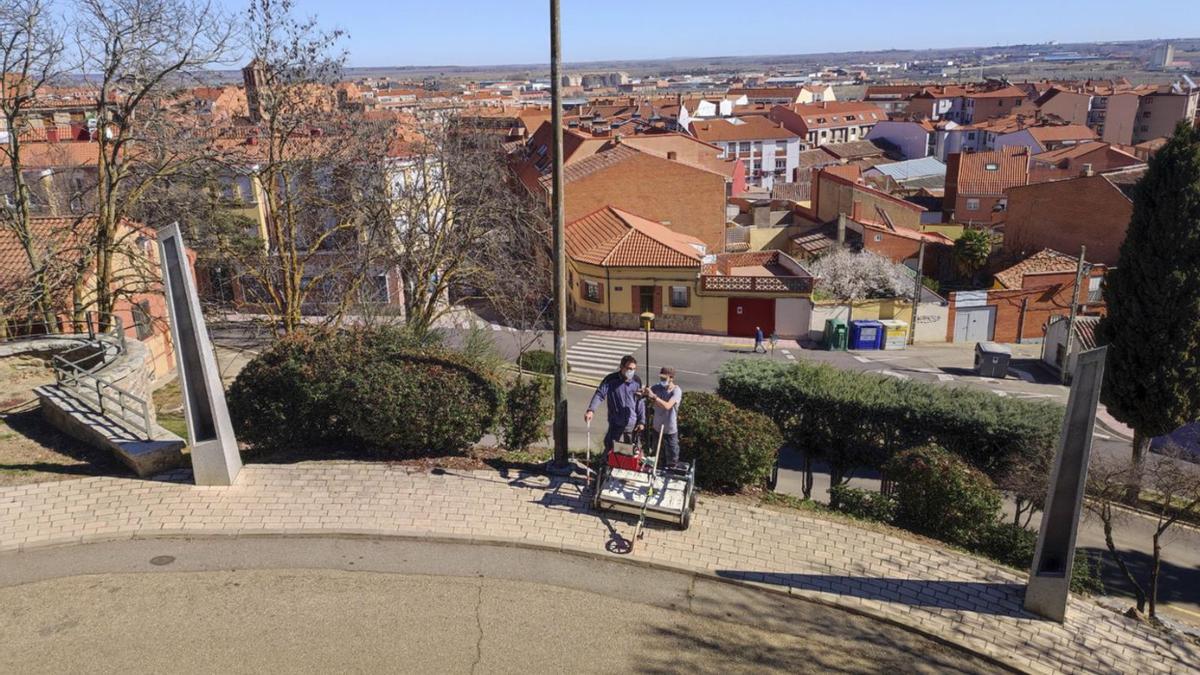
<box><xmin>824</xmin><ymin>318</ymin><xmax>848</xmax><ymax>351</ymax></box>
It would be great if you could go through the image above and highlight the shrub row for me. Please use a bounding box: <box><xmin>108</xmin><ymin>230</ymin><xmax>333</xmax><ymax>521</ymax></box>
<box><xmin>717</xmin><ymin>359</ymin><xmax>1063</xmax><ymax>484</ymax></box>
<box><xmin>677</xmin><ymin>391</ymin><xmax>782</xmax><ymax>492</ymax></box>
<box><xmin>831</xmin><ymin>446</ymin><xmax>1102</xmax><ymax>595</ymax></box>
<box><xmin>228</xmin><ymin>328</ymin><xmax>503</xmax><ymax>456</ymax></box>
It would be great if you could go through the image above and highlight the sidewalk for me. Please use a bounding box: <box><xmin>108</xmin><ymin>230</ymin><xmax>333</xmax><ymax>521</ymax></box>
<box><xmin>1</xmin><ymin>463</ymin><xmax>1195</xmax><ymax>673</ymax></box>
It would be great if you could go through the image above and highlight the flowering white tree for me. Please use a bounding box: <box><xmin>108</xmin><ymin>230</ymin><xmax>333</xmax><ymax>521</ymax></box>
<box><xmin>809</xmin><ymin>249</ymin><xmax>914</xmax><ymax>301</ymax></box>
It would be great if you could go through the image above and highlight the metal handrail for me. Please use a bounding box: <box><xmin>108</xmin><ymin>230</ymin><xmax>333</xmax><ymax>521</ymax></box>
<box><xmin>53</xmin><ymin>353</ymin><xmax>153</xmax><ymax>440</ymax></box>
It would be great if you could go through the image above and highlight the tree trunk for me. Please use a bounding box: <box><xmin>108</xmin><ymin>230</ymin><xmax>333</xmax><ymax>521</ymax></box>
<box><xmin>802</xmin><ymin>453</ymin><xmax>814</xmax><ymax>500</ymax></box>
<box><xmin>1149</xmin><ymin>533</ymin><xmax>1162</xmax><ymax>618</ymax></box>
<box><xmin>1124</xmin><ymin>430</ymin><xmax>1149</xmax><ymax>505</ymax></box>
<box><xmin>1101</xmin><ymin>504</ymin><xmax>1147</xmax><ymax>612</ymax></box>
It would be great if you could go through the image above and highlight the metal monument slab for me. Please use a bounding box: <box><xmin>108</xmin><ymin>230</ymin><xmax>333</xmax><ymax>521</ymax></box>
<box><xmin>157</xmin><ymin>222</ymin><xmax>242</xmax><ymax>486</ymax></box>
<box><xmin>1024</xmin><ymin>346</ymin><xmax>1107</xmax><ymax>621</ymax></box>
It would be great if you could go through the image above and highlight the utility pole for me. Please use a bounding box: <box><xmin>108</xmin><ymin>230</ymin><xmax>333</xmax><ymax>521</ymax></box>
<box><xmin>908</xmin><ymin>239</ymin><xmax>926</xmax><ymax>345</ymax></box>
<box><xmin>1061</xmin><ymin>245</ymin><xmax>1087</xmax><ymax>385</ymax></box>
<box><xmin>547</xmin><ymin>0</ymin><xmax>571</xmax><ymax>474</ymax></box>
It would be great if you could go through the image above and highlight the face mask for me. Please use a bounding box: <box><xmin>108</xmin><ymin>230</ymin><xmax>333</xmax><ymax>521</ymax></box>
<box><xmin>659</xmin><ymin>376</ymin><xmax>670</xmax><ymax>384</ymax></box>
<box><xmin>623</xmin><ymin>368</ymin><xmax>636</xmax><ymax>380</ymax></box>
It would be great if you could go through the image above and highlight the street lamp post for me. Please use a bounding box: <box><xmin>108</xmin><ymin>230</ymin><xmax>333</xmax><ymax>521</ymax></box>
<box><xmin>546</xmin><ymin>0</ymin><xmax>571</xmax><ymax>475</ymax></box>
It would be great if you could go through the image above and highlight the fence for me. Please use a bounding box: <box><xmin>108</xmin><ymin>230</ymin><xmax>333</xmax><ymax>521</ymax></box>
<box><xmin>45</xmin><ymin>313</ymin><xmax>155</xmax><ymax>441</ymax></box>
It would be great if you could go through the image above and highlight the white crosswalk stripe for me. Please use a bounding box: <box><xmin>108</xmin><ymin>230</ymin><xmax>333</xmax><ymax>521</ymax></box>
<box><xmin>566</xmin><ymin>335</ymin><xmax>643</xmax><ymax>378</ymax></box>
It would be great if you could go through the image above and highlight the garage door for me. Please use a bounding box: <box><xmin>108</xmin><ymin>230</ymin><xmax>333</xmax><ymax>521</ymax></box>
<box><xmin>728</xmin><ymin>298</ymin><xmax>775</xmax><ymax>337</ymax></box>
<box><xmin>953</xmin><ymin>306</ymin><xmax>995</xmax><ymax>343</ymax></box>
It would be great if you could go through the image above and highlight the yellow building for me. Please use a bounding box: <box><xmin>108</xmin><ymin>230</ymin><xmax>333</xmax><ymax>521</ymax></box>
<box><xmin>566</xmin><ymin>206</ymin><xmax>816</xmax><ymax>337</ymax></box>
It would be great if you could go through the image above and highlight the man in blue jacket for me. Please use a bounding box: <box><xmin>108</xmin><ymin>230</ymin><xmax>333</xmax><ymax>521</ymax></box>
<box><xmin>584</xmin><ymin>355</ymin><xmax>645</xmax><ymax>451</ymax></box>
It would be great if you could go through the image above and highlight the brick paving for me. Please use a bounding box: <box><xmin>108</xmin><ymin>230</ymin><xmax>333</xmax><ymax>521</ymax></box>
<box><xmin>1</xmin><ymin>462</ymin><xmax>1196</xmax><ymax>673</ymax></box>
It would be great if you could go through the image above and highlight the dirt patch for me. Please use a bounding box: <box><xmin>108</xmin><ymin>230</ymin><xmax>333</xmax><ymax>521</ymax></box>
<box><xmin>0</xmin><ymin>355</ymin><xmax>129</xmax><ymax>486</ymax></box>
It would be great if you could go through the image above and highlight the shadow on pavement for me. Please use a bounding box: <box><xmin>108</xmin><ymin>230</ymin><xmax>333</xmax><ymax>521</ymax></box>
<box><xmin>714</xmin><ymin>570</ymin><xmax>1030</xmax><ymax>618</ymax></box>
<box><xmin>1083</xmin><ymin>544</ymin><xmax>1200</xmax><ymax>614</ymax></box>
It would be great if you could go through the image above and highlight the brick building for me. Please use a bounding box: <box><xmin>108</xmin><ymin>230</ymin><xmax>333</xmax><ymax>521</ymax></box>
<box><xmin>944</xmin><ymin>146</ymin><xmax>1031</xmax><ymax>225</ymax></box>
<box><xmin>1002</xmin><ymin>166</ymin><xmax>1144</xmax><ymax>266</ymax></box>
<box><xmin>945</xmin><ymin>249</ymin><xmax>1105</xmax><ymax>343</ymax></box>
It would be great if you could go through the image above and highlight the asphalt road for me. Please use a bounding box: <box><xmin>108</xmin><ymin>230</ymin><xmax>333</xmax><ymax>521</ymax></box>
<box><xmin>0</xmin><ymin>537</ymin><xmax>995</xmax><ymax>674</ymax></box>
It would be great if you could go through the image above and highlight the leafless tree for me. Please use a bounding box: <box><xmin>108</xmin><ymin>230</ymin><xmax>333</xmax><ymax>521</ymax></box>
<box><xmin>72</xmin><ymin>0</ymin><xmax>237</xmax><ymax>325</ymax></box>
<box><xmin>203</xmin><ymin>0</ymin><xmax>393</xmax><ymax>336</ymax></box>
<box><xmin>1085</xmin><ymin>448</ymin><xmax>1200</xmax><ymax>619</ymax></box>
<box><xmin>0</xmin><ymin>0</ymin><xmax>64</xmax><ymax>330</ymax></box>
<box><xmin>371</xmin><ymin>114</ymin><xmax>548</xmax><ymax>336</ymax></box>
<box><xmin>997</xmin><ymin>447</ymin><xmax>1052</xmax><ymax>528</ymax></box>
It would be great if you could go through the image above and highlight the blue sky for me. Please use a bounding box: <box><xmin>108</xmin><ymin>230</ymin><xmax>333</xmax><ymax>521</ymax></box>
<box><xmin>225</xmin><ymin>0</ymin><xmax>1194</xmax><ymax>68</ymax></box>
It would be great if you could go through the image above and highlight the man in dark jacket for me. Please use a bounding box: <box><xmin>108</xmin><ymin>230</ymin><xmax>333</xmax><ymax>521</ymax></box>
<box><xmin>584</xmin><ymin>355</ymin><xmax>645</xmax><ymax>451</ymax></box>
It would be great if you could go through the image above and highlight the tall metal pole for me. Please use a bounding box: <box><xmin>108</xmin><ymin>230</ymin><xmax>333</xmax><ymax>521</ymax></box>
<box><xmin>908</xmin><ymin>239</ymin><xmax>926</xmax><ymax>345</ymax></box>
<box><xmin>1061</xmin><ymin>245</ymin><xmax>1087</xmax><ymax>385</ymax></box>
<box><xmin>548</xmin><ymin>0</ymin><xmax>571</xmax><ymax>472</ymax></box>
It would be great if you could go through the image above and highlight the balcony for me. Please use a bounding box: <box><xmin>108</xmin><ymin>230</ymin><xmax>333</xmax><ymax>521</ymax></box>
<box><xmin>699</xmin><ymin>251</ymin><xmax>815</xmax><ymax>295</ymax></box>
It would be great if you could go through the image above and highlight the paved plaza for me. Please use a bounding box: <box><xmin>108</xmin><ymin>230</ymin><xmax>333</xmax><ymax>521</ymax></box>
<box><xmin>1</xmin><ymin>462</ymin><xmax>1197</xmax><ymax>673</ymax></box>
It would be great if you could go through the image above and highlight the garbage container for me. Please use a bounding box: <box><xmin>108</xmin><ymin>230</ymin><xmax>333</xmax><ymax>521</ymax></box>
<box><xmin>849</xmin><ymin>320</ymin><xmax>884</xmax><ymax>350</ymax></box>
<box><xmin>824</xmin><ymin>318</ymin><xmax>848</xmax><ymax>351</ymax></box>
<box><xmin>975</xmin><ymin>341</ymin><xmax>1011</xmax><ymax>378</ymax></box>
<box><xmin>880</xmin><ymin>319</ymin><xmax>909</xmax><ymax>350</ymax></box>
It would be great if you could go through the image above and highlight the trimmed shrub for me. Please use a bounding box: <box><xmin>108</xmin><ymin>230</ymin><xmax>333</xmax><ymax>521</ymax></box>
<box><xmin>338</xmin><ymin>352</ymin><xmax>502</xmax><ymax>455</ymax></box>
<box><xmin>717</xmin><ymin>359</ymin><xmax>1063</xmax><ymax>481</ymax></box>
<box><xmin>677</xmin><ymin>391</ymin><xmax>782</xmax><ymax>491</ymax></box>
<box><xmin>975</xmin><ymin>521</ymin><xmax>1037</xmax><ymax>569</ymax></box>
<box><xmin>518</xmin><ymin>349</ymin><xmax>569</xmax><ymax>375</ymax></box>
<box><xmin>885</xmin><ymin>445</ymin><xmax>1002</xmax><ymax>547</ymax></box>
<box><xmin>502</xmin><ymin>377</ymin><xmax>551</xmax><ymax>451</ymax></box>
<box><xmin>229</xmin><ymin>328</ymin><xmax>502</xmax><ymax>456</ymax></box>
<box><xmin>829</xmin><ymin>485</ymin><xmax>897</xmax><ymax>523</ymax></box>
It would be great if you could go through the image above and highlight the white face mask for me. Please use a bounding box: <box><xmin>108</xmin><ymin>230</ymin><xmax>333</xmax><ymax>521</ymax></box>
<box><xmin>623</xmin><ymin>368</ymin><xmax>636</xmax><ymax>380</ymax></box>
<box><xmin>659</xmin><ymin>376</ymin><xmax>670</xmax><ymax>384</ymax></box>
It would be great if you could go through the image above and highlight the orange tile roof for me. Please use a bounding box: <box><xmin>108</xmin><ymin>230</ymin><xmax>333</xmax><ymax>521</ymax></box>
<box><xmin>689</xmin><ymin>115</ymin><xmax>799</xmax><ymax>142</ymax></box>
<box><xmin>0</xmin><ymin>216</ymin><xmax>93</xmax><ymax>296</ymax></box>
<box><xmin>966</xmin><ymin>85</ymin><xmax>1028</xmax><ymax>99</ymax></box>
<box><xmin>951</xmin><ymin>146</ymin><xmax>1030</xmax><ymax>196</ymax></box>
<box><xmin>773</xmin><ymin>101</ymin><xmax>885</xmax><ymax>130</ymax></box>
<box><xmin>565</xmin><ymin>206</ymin><xmax>704</xmax><ymax>268</ymax></box>
<box><xmin>1026</xmin><ymin>125</ymin><xmax>1097</xmax><ymax>143</ymax></box>
<box><xmin>994</xmin><ymin>248</ymin><xmax>1083</xmax><ymax>289</ymax></box>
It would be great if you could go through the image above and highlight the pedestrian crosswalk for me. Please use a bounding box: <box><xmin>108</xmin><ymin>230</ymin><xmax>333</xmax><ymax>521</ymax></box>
<box><xmin>566</xmin><ymin>334</ymin><xmax>644</xmax><ymax>381</ymax></box>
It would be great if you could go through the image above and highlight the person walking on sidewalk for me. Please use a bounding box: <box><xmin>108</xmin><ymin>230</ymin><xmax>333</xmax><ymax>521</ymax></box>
<box><xmin>754</xmin><ymin>326</ymin><xmax>767</xmax><ymax>354</ymax></box>
<box><xmin>584</xmin><ymin>355</ymin><xmax>645</xmax><ymax>451</ymax></box>
<box><xmin>645</xmin><ymin>366</ymin><xmax>683</xmax><ymax>467</ymax></box>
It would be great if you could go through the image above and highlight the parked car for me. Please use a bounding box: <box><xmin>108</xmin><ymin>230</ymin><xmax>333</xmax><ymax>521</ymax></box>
<box><xmin>1151</xmin><ymin>422</ymin><xmax>1200</xmax><ymax>464</ymax></box>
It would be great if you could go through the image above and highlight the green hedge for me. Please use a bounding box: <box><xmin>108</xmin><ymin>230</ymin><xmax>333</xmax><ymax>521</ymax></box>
<box><xmin>717</xmin><ymin>359</ymin><xmax>1063</xmax><ymax>484</ymax></box>
<box><xmin>677</xmin><ymin>391</ymin><xmax>782</xmax><ymax>491</ymax></box>
<box><xmin>518</xmin><ymin>350</ymin><xmax>569</xmax><ymax>375</ymax></box>
<box><xmin>829</xmin><ymin>485</ymin><xmax>897</xmax><ymax>522</ymax></box>
<box><xmin>228</xmin><ymin>328</ymin><xmax>502</xmax><ymax>456</ymax></box>
<box><xmin>502</xmin><ymin>378</ymin><xmax>551</xmax><ymax>451</ymax></box>
<box><xmin>885</xmin><ymin>445</ymin><xmax>1002</xmax><ymax>548</ymax></box>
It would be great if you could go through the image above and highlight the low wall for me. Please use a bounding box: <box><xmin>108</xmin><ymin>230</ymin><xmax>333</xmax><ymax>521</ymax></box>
<box><xmin>808</xmin><ymin>300</ymin><xmax>949</xmax><ymax>344</ymax></box>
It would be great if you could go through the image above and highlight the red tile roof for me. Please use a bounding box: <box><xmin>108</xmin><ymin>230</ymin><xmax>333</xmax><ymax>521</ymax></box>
<box><xmin>773</xmin><ymin>101</ymin><xmax>885</xmax><ymax>130</ymax></box>
<box><xmin>565</xmin><ymin>206</ymin><xmax>704</xmax><ymax>268</ymax></box>
<box><xmin>689</xmin><ymin>115</ymin><xmax>799</xmax><ymax>142</ymax></box>
<box><xmin>950</xmin><ymin>146</ymin><xmax>1030</xmax><ymax>197</ymax></box>
<box><xmin>0</xmin><ymin>216</ymin><xmax>94</xmax><ymax>298</ymax></box>
<box><xmin>993</xmin><ymin>248</ymin><xmax>1082</xmax><ymax>289</ymax></box>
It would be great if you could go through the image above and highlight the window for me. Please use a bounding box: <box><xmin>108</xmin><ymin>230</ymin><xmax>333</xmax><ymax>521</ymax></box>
<box><xmin>1142</xmin><ymin>111</ymin><xmax>1151</xmax><ymax>118</ymax></box>
<box><xmin>739</xmin><ymin>141</ymin><xmax>751</xmax><ymax>153</ymax></box>
<box><xmin>583</xmin><ymin>280</ymin><xmax>602</xmax><ymax>303</ymax></box>
<box><xmin>670</xmin><ymin>285</ymin><xmax>689</xmax><ymax>308</ymax></box>
<box><xmin>966</xmin><ymin>198</ymin><xmax>980</xmax><ymax>211</ymax></box>
<box><xmin>1088</xmin><ymin>276</ymin><xmax>1103</xmax><ymax>303</ymax></box>
<box><xmin>362</xmin><ymin>275</ymin><xmax>389</xmax><ymax>303</ymax></box>
<box><xmin>873</xmin><ymin>233</ymin><xmax>883</xmax><ymax>242</ymax></box>
<box><xmin>132</xmin><ymin>301</ymin><xmax>154</xmax><ymax>340</ymax></box>
<box><xmin>775</xmin><ymin>158</ymin><xmax>787</xmax><ymax>171</ymax></box>
<box><xmin>984</xmin><ymin>162</ymin><xmax>999</xmax><ymax>171</ymax></box>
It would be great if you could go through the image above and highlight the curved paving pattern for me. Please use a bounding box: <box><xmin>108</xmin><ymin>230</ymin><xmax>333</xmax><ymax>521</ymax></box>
<box><xmin>0</xmin><ymin>463</ymin><xmax>1196</xmax><ymax>673</ymax></box>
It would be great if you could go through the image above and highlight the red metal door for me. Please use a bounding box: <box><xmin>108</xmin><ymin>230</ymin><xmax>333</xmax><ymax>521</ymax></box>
<box><xmin>727</xmin><ymin>298</ymin><xmax>775</xmax><ymax>337</ymax></box>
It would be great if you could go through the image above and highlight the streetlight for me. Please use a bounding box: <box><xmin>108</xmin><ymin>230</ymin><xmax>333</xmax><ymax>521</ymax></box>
<box><xmin>546</xmin><ymin>0</ymin><xmax>571</xmax><ymax>475</ymax></box>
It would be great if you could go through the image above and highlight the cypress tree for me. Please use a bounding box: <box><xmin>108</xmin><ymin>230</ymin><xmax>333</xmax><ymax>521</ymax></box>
<box><xmin>1097</xmin><ymin>121</ymin><xmax>1200</xmax><ymax>502</ymax></box>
